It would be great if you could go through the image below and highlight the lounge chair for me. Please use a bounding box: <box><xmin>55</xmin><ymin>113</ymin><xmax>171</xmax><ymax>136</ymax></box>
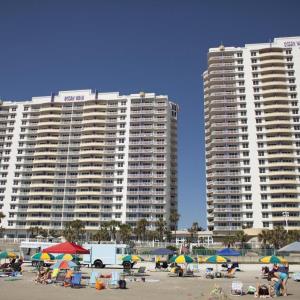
<box><xmin>89</xmin><ymin>271</ymin><xmax>100</xmax><ymax>287</ymax></box>
<box><xmin>71</xmin><ymin>273</ymin><xmax>82</xmax><ymax>288</ymax></box>
<box><xmin>133</xmin><ymin>267</ymin><xmax>146</xmax><ymax>276</ymax></box>
<box><xmin>108</xmin><ymin>272</ymin><xmax>120</xmax><ymax>288</ymax></box>
<box><xmin>231</xmin><ymin>281</ymin><xmax>243</xmax><ymax>296</ymax></box>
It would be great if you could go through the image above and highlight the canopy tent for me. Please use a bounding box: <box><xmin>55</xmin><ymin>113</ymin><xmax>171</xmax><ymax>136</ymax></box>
<box><xmin>278</xmin><ymin>242</ymin><xmax>300</xmax><ymax>253</ymax></box>
<box><xmin>42</xmin><ymin>241</ymin><xmax>90</xmax><ymax>254</ymax></box>
<box><xmin>217</xmin><ymin>248</ymin><xmax>241</xmax><ymax>256</ymax></box>
<box><xmin>151</xmin><ymin>248</ymin><xmax>175</xmax><ymax>255</ymax></box>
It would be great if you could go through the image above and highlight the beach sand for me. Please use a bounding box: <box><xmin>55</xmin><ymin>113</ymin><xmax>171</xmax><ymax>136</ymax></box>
<box><xmin>1</xmin><ymin>264</ymin><xmax>300</xmax><ymax>300</ymax></box>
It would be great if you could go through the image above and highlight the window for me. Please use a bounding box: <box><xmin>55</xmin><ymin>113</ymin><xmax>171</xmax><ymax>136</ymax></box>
<box><xmin>263</xmin><ymin>222</ymin><xmax>269</xmax><ymax>228</ymax></box>
<box><xmin>251</xmin><ymin>51</ymin><xmax>257</xmax><ymax>56</ymax></box>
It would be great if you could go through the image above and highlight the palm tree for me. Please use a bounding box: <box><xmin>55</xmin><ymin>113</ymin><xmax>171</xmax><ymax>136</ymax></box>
<box><xmin>188</xmin><ymin>222</ymin><xmax>199</xmax><ymax>244</ymax></box>
<box><xmin>0</xmin><ymin>211</ymin><xmax>5</xmax><ymax>224</ymax></box>
<box><xmin>93</xmin><ymin>225</ymin><xmax>110</xmax><ymax>244</ymax></box>
<box><xmin>135</xmin><ymin>218</ymin><xmax>149</xmax><ymax>241</ymax></box>
<box><xmin>269</xmin><ymin>226</ymin><xmax>287</xmax><ymax>249</ymax></box>
<box><xmin>169</xmin><ymin>211</ymin><xmax>180</xmax><ymax>242</ymax></box>
<box><xmin>222</xmin><ymin>235</ymin><xmax>236</xmax><ymax>248</ymax></box>
<box><xmin>258</xmin><ymin>229</ymin><xmax>270</xmax><ymax>249</ymax></box>
<box><xmin>155</xmin><ymin>218</ymin><xmax>167</xmax><ymax>242</ymax></box>
<box><xmin>48</xmin><ymin>229</ymin><xmax>61</xmax><ymax>238</ymax></box>
<box><xmin>63</xmin><ymin>219</ymin><xmax>85</xmax><ymax>243</ymax></box>
<box><xmin>234</xmin><ymin>231</ymin><xmax>249</xmax><ymax>249</ymax></box>
<box><xmin>118</xmin><ymin>224</ymin><xmax>132</xmax><ymax>244</ymax></box>
<box><xmin>287</xmin><ymin>230</ymin><xmax>300</xmax><ymax>244</ymax></box>
<box><xmin>106</xmin><ymin>220</ymin><xmax>120</xmax><ymax>241</ymax></box>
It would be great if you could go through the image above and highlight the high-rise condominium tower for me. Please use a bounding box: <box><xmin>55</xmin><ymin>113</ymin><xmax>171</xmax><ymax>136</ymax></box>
<box><xmin>204</xmin><ymin>37</ymin><xmax>300</xmax><ymax>234</ymax></box>
<box><xmin>0</xmin><ymin>89</ymin><xmax>178</xmax><ymax>238</ymax></box>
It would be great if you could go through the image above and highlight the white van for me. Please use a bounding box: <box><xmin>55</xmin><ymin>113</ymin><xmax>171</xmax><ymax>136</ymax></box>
<box><xmin>82</xmin><ymin>243</ymin><xmax>132</xmax><ymax>268</ymax></box>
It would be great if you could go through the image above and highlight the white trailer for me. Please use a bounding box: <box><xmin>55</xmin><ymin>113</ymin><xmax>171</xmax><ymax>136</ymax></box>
<box><xmin>20</xmin><ymin>241</ymin><xmax>57</xmax><ymax>262</ymax></box>
<box><xmin>82</xmin><ymin>243</ymin><xmax>132</xmax><ymax>268</ymax></box>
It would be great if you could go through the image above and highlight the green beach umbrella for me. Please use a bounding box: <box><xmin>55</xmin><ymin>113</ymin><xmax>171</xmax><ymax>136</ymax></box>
<box><xmin>259</xmin><ymin>256</ymin><xmax>287</xmax><ymax>264</ymax></box>
<box><xmin>0</xmin><ymin>251</ymin><xmax>17</xmax><ymax>260</ymax></box>
<box><xmin>122</xmin><ymin>255</ymin><xmax>143</xmax><ymax>262</ymax></box>
<box><xmin>31</xmin><ymin>252</ymin><xmax>55</xmax><ymax>261</ymax></box>
<box><xmin>170</xmin><ymin>255</ymin><xmax>194</xmax><ymax>264</ymax></box>
<box><xmin>205</xmin><ymin>255</ymin><xmax>230</xmax><ymax>263</ymax></box>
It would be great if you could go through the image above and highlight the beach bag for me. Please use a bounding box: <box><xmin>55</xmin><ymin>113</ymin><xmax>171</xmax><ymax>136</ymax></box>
<box><xmin>95</xmin><ymin>279</ymin><xmax>105</xmax><ymax>290</ymax></box>
<box><xmin>259</xmin><ymin>285</ymin><xmax>269</xmax><ymax>296</ymax></box>
<box><xmin>118</xmin><ymin>279</ymin><xmax>126</xmax><ymax>289</ymax></box>
<box><xmin>247</xmin><ymin>286</ymin><xmax>256</xmax><ymax>294</ymax></box>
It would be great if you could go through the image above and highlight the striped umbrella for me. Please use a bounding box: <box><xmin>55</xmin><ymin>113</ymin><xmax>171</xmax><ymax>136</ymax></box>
<box><xmin>205</xmin><ymin>255</ymin><xmax>230</xmax><ymax>263</ymax></box>
<box><xmin>259</xmin><ymin>256</ymin><xmax>287</xmax><ymax>264</ymax></box>
<box><xmin>55</xmin><ymin>254</ymin><xmax>78</xmax><ymax>261</ymax></box>
<box><xmin>50</xmin><ymin>260</ymin><xmax>77</xmax><ymax>270</ymax></box>
<box><xmin>31</xmin><ymin>252</ymin><xmax>55</xmax><ymax>261</ymax></box>
<box><xmin>0</xmin><ymin>251</ymin><xmax>17</xmax><ymax>259</ymax></box>
<box><xmin>170</xmin><ymin>255</ymin><xmax>194</xmax><ymax>264</ymax></box>
<box><xmin>122</xmin><ymin>255</ymin><xmax>143</xmax><ymax>262</ymax></box>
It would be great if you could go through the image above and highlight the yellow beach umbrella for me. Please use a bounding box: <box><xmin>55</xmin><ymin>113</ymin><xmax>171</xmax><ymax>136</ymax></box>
<box><xmin>205</xmin><ymin>255</ymin><xmax>229</xmax><ymax>263</ymax></box>
<box><xmin>0</xmin><ymin>251</ymin><xmax>17</xmax><ymax>259</ymax></box>
<box><xmin>259</xmin><ymin>256</ymin><xmax>287</xmax><ymax>264</ymax></box>
<box><xmin>198</xmin><ymin>256</ymin><xmax>205</xmax><ymax>263</ymax></box>
<box><xmin>55</xmin><ymin>254</ymin><xmax>76</xmax><ymax>261</ymax></box>
<box><xmin>170</xmin><ymin>255</ymin><xmax>193</xmax><ymax>264</ymax></box>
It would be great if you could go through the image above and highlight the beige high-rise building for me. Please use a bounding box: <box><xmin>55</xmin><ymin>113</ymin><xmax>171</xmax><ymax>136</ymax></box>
<box><xmin>204</xmin><ymin>37</ymin><xmax>300</xmax><ymax>234</ymax></box>
<box><xmin>0</xmin><ymin>89</ymin><xmax>178</xmax><ymax>238</ymax></box>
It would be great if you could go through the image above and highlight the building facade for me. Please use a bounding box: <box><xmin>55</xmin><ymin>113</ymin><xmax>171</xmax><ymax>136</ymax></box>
<box><xmin>204</xmin><ymin>37</ymin><xmax>300</xmax><ymax>234</ymax></box>
<box><xmin>0</xmin><ymin>89</ymin><xmax>178</xmax><ymax>238</ymax></box>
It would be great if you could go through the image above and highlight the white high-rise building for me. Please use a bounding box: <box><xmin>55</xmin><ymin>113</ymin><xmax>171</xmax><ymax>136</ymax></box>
<box><xmin>0</xmin><ymin>89</ymin><xmax>178</xmax><ymax>238</ymax></box>
<box><xmin>204</xmin><ymin>37</ymin><xmax>300</xmax><ymax>234</ymax></box>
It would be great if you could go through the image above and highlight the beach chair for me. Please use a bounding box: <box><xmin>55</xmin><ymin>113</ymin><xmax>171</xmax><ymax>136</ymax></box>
<box><xmin>183</xmin><ymin>265</ymin><xmax>194</xmax><ymax>277</ymax></box>
<box><xmin>108</xmin><ymin>272</ymin><xmax>120</xmax><ymax>288</ymax></box>
<box><xmin>89</xmin><ymin>271</ymin><xmax>100</xmax><ymax>287</ymax></box>
<box><xmin>133</xmin><ymin>266</ymin><xmax>146</xmax><ymax>276</ymax></box>
<box><xmin>71</xmin><ymin>273</ymin><xmax>82</xmax><ymax>288</ymax></box>
<box><xmin>205</xmin><ymin>267</ymin><xmax>214</xmax><ymax>279</ymax></box>
<box><xmin>54</xmin><ymin>271</ymin><xmax>66</xmax><ymax>285</ymax></box>
<box><xmin>231</xmin><ymin>281</ymin><xmax>243</xmax><ymax>296</ymax></box>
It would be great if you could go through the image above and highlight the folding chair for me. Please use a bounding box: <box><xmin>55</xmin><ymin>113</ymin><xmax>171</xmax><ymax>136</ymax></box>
<box><xmin>108</xmin><ymin>271</ymin><xmax>120</xmax><ymax>289</ymax></box>
<box><xmin>89</xmin><ymin>271</ymin><xmax>100</xmax><ymax>287</ymax></box>
<box><xmin>71</xmin><ymin>272</ymin><xmax>82</xmax><ymax>288</ymax></box>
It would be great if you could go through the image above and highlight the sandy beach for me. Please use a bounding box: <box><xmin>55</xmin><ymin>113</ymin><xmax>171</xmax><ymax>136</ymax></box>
<box><xmin>1</xmin><ymin>263</ymin><xmax>300</xmax><ymax>300</ymax></box>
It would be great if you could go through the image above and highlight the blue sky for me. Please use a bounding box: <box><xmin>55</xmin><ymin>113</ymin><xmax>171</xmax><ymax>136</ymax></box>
<box><xmin>1</xmin><ymin>0</ymin><xmax>300</xmax><ymax>228</ymax></box>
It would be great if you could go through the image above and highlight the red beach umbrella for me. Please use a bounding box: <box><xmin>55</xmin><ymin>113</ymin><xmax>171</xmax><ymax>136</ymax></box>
<box><xmin>42</xmin><ymin>241</ymin><xmax>90</xmax><ymax>254</ymax></box>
